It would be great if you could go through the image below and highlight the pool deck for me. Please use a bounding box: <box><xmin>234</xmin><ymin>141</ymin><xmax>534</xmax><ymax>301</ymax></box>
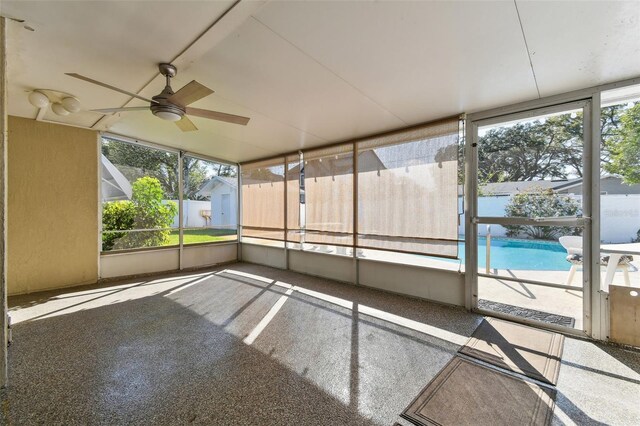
<box><xmin>479</xmin><ymin>259</ymin><xmax>640</xmax><ymax>331</ymax></box>
<box><xmin>479</xmin><ymin>275</ymin><xmax>585</xmax><ymax>330</ymax></box>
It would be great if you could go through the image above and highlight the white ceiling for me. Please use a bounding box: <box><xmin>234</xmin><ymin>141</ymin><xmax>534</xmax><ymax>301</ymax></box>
<box><xmin>4</xmin><ymin>1</ymin><xmax>640</xmax><ymax>163</ymax></box>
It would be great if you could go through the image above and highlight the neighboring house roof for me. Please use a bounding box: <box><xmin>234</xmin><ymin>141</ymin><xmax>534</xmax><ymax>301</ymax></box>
<box><xmin>195</xmin><ymin>176</ymin><xmax>238</xmax><ymax>197</ymax></box>
<box><xmin>480</xmin><ymin>179</ymin><xmax>578</xmax><ymax>196</ymax></box>
<box><xmin>101</xmin><ymin>155</ymin><xmax>132</xmax><ymax>201</ymax></box>
<box><xmin>480</xmin><ymin>176</ymin><xmax>640</xmax><ymax>195</ymax></box>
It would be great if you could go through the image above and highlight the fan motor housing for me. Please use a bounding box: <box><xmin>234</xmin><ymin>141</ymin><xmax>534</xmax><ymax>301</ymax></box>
<box><xmin>150</xmin><ymin>100</ymin><xmax>185</xmax><ymax>119</ymax></box>
<box><xmin>151</xmin><ymin>82</ymin><xmax>185</xmax><ymax>120</ymax></box>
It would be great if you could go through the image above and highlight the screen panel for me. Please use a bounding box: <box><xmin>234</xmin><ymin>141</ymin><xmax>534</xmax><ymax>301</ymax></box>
<box><xmin>357</xmin><ymin>118</ymin><xmax>460</xmax><ymax>258</ymax></box>
<box><xmin>183</xmin><ymin>155</ymin><xmax>238</xmax><ymax>245</ymax></box>
<box><xmin>241</xmin><ymin>157</ymin><xmax>285</xmax><ymax>241</ymax></box>
<box><xmin>101</xmin><ymin>137</ymin><xmax>179</xmax><ymax>252</ymax></box>
<box><xmin>303</xmin><ymin>144</ymin><xmax>354</xmax><ymax>246</ymax></box>
<box><xmin>286</xmin><ymin>154</ymin><xmax>302</xmax><ymax>242</ymax></box>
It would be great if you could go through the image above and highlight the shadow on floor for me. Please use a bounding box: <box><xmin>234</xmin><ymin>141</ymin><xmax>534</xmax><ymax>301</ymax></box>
<box><xmin>582</xmin><ymin>342</ymin><xmax>640</xmax><ymax>380</ymax></box>
<box><xmin>7</xmin><ymin>267</ymin><xmax>224</xmax><ymax>311</ymax></box>
<box><xmin>5</xmin><ymin>295</ymin><xmax>380</xmax><ymax>424</ymax></box>
<box><xmin>4</xmin><ymin>262</ymin><xmax>483</xmax><ymax>425</ymax></box>
<box><xmin>553</xmin><ymin>390</ymin><xmax>609</xmax><ymax>426</ymax></box>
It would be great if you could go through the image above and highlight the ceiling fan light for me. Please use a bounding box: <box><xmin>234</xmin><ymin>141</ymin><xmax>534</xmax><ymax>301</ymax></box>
<box><xmin>51</xmin><ymin>102</ymin><xmax>70</xmax><ymax>116</ymax></box>
<box><xmin>154</xmin><ymin>110</ymin><xmax>182</xmax><ymax>122</ymax></box>
<box><xmin>61</xmin><ymin>96</ymin><xmax>81</xmax><ymax>113</ymax></box>
<box><xmin>28</xmin><ymin>90</ymin><xmax>49</xmax><ymax>108</ymax></box>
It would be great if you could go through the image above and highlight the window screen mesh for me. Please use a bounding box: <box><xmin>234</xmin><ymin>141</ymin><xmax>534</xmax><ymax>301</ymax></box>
<box><xmin>303</xmin><ymin>145</ymin><xmax>354</xmax><ymax>246</ymax></box>
<box><xmin>241</xmin><ymin>158</ymin><xmax>285</xmax><ymax>241</ymax></box>
<box><xmin>357</xmin><ymin>119</ymin><xmax>460</xmax><ymax>258</ymax></box>
<box><xmin>240</xmin><ymin>117</ymin><xmax>460</xmax><ymax>259</ymax></box>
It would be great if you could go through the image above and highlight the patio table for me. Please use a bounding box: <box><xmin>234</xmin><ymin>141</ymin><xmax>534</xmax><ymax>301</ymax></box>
<box><xmin>600</xmin><ymin>242</ymin><xmax>640</xmax><ymax>291</ymax></box>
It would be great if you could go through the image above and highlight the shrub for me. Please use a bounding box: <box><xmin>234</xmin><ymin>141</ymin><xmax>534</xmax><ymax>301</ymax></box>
<box><xmin>504</xmin><ymin>187</ymin><xmax>582</xmax><ymax>240</ymax></box>
<box><xmin>102</xmin><ymin>177</ymin><xmax>178</xmax><ymax>250</ymax></box>
<box><xmin>101</xmin><ymin>201</ymin><xmax>135</xmax><ymax>251</ymax></box>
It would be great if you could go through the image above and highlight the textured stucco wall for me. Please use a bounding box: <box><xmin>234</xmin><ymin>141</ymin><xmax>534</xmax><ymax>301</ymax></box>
<box><xmin>7</xmin><ymin>116</ymin><xmax>98</xmax><ymax>295</ymax></box>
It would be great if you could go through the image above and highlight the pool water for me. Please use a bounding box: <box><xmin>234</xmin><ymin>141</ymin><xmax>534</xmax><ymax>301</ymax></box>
<box><xmin>456</xmin><ymin>237</ymin><xmax>570</xmax><ymax>271</ymax></box>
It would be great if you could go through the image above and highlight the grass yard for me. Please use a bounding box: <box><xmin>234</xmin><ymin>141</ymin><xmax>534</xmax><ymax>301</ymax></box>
<box><xmin>167</xmin><ymin>228</ymin><xmax>237</xmax><ymax>245</ymax></box>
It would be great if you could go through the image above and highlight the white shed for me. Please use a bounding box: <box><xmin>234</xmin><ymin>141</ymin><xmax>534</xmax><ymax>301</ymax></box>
<box><xmin>195</xmin><ymin>176</ymin><xmax>238</xmax><ymax>229</ymax></box>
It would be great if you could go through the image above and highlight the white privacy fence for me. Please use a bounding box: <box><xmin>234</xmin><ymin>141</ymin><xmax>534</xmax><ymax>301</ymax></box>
<box><xmin>599</xmin><ymin>195</ymin><xmax>640</xmax><ymax>242</ymax></box>
<box><xmin>166</xmin><ymin>200</ymin><xmax>211</xmax><ymax>228</ymax></box>
<box><xmin>174</xmin><ymin>195</ymin><xmax>639</xmax><ymax>240</ymax></box>
<box><xmin>459</xmin><ymin>194</ymin><xmax>640</xmax><ymax>243</ymax></box>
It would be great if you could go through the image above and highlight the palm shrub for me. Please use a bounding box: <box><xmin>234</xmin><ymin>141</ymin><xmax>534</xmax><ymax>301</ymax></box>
<box><xmin>102</xmin><ymin>177</ymin><xmax>178</xmax><ymax>250</ymax></box>
<box><xmin>504</xmin><ymin>187</ymin><xmax>582</xmax><ymax>240</ymax></box>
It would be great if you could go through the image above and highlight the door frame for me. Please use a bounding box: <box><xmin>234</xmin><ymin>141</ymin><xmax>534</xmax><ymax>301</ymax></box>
<box><xmin>465</xmin><ymin>97</ymin><xmax>602</xmax><ymax>339</ymax></box>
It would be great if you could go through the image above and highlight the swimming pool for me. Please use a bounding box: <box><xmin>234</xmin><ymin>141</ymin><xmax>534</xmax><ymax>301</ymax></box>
<box><xmin>456</xmin><ymin>237</ymin><xmax>570</xmax><ymax>271</ymax></box>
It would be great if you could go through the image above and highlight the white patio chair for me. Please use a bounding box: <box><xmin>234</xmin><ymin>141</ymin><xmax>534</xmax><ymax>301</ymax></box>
<box><xmin>559</xmin><ymin>236</ymin><xmax>632</xmax><ymax>287</ymax></box>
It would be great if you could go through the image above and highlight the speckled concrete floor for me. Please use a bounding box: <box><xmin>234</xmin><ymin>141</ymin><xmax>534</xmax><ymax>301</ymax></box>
<box><xmin>2</xmin><ymin>262</ymin><xmax>639</xmax><ymax>425</ymax></box>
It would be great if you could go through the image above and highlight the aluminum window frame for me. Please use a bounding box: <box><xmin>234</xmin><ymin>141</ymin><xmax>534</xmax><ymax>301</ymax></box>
<box><xmin>467</xmin><ymin>100</ymin><xmax>593</xmax><ymax>337</ymax></box>
<box><xmin>98</xmin><ymin>133</ymin><xmax>240</xmax><ymax>265</ymax></box>
<box><xmin>464</xmin><ymin>77</ymin><xmax>640</xmax><ymax>340</ymax></box>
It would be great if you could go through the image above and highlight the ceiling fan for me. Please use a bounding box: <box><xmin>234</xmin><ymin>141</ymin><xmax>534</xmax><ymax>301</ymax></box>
<box><xmin>66</xmin><ymin>63</ymin><xmax>250</xmax><ymax>132</ymax></box>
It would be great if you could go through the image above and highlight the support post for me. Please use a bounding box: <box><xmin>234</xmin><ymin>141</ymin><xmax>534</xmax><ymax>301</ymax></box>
<box><xmin>237</xmin><ymin>164</ymin><xmax>243</xmax><ymax>261</ymax></box>
<box><xmin>589</xmin><ymin>94</ymin><xmax>603</xmax><ymax>340</ymax></box>
<box><xmin>352</xmin><ymin>142</ymin><xmax>359</xmax><ymax>285</ymax></box>
<box><xmin>283</xmin><ymin>156</ymin><xmax>288</xmax><ymax>269</ymax></box>
<box><xmin>464</xmin><ymin>120</ymin><xmax>478</xmax><ymax>311</ymax></box>
<box><xmin>178</xmin><ymin>151</ymin><xmax>184</xmax><ymax>270</ymax></box>
<box><xmin>0</xmin><ymin>17</ymin><xmax>8</xmax><ymax>388</ymax></box>
<box><xmin>299</xmin><ymin>151</ymin><xmax>305</xmax><ymax>250</ymax></box>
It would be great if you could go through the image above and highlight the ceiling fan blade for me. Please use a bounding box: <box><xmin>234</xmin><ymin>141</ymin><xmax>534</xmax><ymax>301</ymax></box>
<box><xmin>167</xmin><ymin>80</ymin><xmax>214</xmax><ymax>107</ymax></box>
<box><xmin>92</xmin><ymin>106</ymin><xmax>149</xmax><ymax>114</ymax></box>
<box><xmin>66</xmin><ymin>73</ymin><xmax>156</xmax><ymax>104</ymax></box>
<box><xmin>186</xmin><ymin>107</ymin><xmax>250</xmax><ymax>126</ymax></box>
<box><xmin>175</xmin><ymin>115</ymin><xmax>198</xmax><ymax>132</ymax></box>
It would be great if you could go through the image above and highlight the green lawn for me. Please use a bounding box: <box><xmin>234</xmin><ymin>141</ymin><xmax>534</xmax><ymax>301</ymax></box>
<box><xmin>167</xmin><ymin>228</ymin><xmax>237</xmax><ymax>245</ymax></box>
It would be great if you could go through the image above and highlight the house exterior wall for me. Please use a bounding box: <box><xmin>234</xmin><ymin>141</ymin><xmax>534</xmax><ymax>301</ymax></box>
<box><xmin>7</xmin><ymin>116</ymin><xmax>98</xmax><ymax>295</ymax></box>
<box><xmin>210</xmin><ymin>184</ymin><xmax>237</xmax><ymax>229</ymax></box>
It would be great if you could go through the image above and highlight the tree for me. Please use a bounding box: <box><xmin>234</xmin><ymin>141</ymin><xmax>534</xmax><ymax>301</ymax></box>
<box><xmin>102</xmin><ymin>140</ymin><xmax>180</xmax><ymax>197</ymax></box>
<box><xmin>102</xmin><ymin>177</ymin><xmax>178</xmax><ymax>250</ymax></box>
<box><xmin>214</xmin><ymin>163</ymin><xmax>236</xmax><ymax>177</ymax></box>
<box><xmin>544</xmin><ymin>104</ymin><xmax>626</xmax><ymax>177</ymax></box>
<box><xmin>504</xmin><ymin>187</ymin><xmax>582</xmax><ymax>240</ymax></box>
<box><xmin>102</xmin><ymin>138</ymin><xmax>236</xmax><ymax>199</ymax></box>
<box><xmin>477</xmin><ymin>121</ymin><xmax>572</xmax><ymax>183</ymax></box>
<box><xmin>604</xmin><ymin>102</ymin><xmax>640</xmax><ymax>184</ymax></box>
<box><xmin>600</xmin><ymin>104</ymin><xmax>627</xmax><ymax>165</ymax></box>
<box><xmin>182</xmin><ymin>157</ymin><xmax>208</xmax><ymax>200</ymax></box>
<box><xmin>475</xmin><ymin>105</ymin><xmax>625</xmax><ymax>184</ymax></box>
